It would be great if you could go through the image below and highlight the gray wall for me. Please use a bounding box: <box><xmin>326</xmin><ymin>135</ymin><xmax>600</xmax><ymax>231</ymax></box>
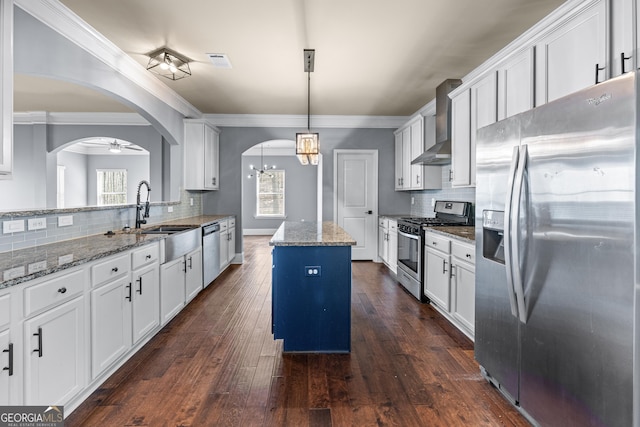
<box><xmin>57</xmin><ymin>150</ymin><xmax>88</xmax><ymax>207</ymax></box>
<box><xmin>202</xmin><ymin>126</ymin><xmax>411</xmax><ymax>254</ymax></box>
<box><xmin>87</xmin><ymin>154</ymin><xmax>150</xmax><ymax>206</ymax></box>
<box><xmin>242</xmin><ymin>155</ymin><xmax>317</xmax><ymax>230</ymax></box>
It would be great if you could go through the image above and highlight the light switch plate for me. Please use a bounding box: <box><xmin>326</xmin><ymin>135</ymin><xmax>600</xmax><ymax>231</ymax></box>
<box><xmin>3</xmin><ymin>220</ymin><xmax>25</xmax><ymax>234</ymax></box>
<box><xmin>58</xmin><ymin>215</ymin><xmax>73</xmax><ymax>227</ymax></box>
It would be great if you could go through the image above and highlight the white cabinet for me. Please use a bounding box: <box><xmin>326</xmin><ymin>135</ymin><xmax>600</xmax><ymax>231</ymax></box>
<box><xmin>24</xmin><ymin>296</ymin><xmax>86</xmax><ymax>405</ymax></box>
<box><xmin>185</xmin><ymin>247</ymin><xmax>203</xmax><ymax>303</ymax></box>
<box><xmin>220</xmin><ymin>217</ymin><xmax>236</xmax><ymax>270</ymax></box>
<box><xmin>0</xmin><ymin>0</ymin><xmax>13</xmax><ymax>177</ymax></box>
<box><xmin>451</xmin><ymin>241</ymin><xmax>476</xmax><ymax>336</ymax></box>
<box><xmin>131</xmin><ymin>244</ymin><xmax>160</xmax><ymax>344</ymax></box>
<box><xmin>395</xmin><ymin>117</ymin><xmax>441</xmax><ymax>191</ymax></box>
<box><xmin>160</xmin><ymin>257</ymin><xmax>187</xmax><ymax>325</ymax></box>
<box><xmin>611</xmin><ymin>0</ymin><xmax>637</xmax><ymax>77</ymax></box>
<box><xmin>377</xmin><ymin>217</ymin><xmax>397</xmax><ymax>274</ymax></box>
<box><xmin>470</xmin><ymin>71</ymin><xmax>498</xmax><ymax>187</ymax></box>
<box><xmin>424</xmin><ymin>233</ymin><xmax>451</xmax><ymax>311</ymax></box>
<box><xmin>184</xmin><ymin>120</ymin><xmax>220</xmax><ymax>190</ymax></box>
<box><xmin>498</xmin><ymin>48</ymin><xmax>534</xmax><ymax>121</ymax></box>
<box><xmin>0</xmin><ymin>292</ymin><xmax>12</xmax><ymax>405</ymax></box>
<box><xmin>535</xmin><ymin>0</ymin><xmax>607</xmax><ymax>104</ymax></box>
<box><xmin>451</xmin><ymin>89</ymin><xmax>471</xmax><ymax>187</ymax></box>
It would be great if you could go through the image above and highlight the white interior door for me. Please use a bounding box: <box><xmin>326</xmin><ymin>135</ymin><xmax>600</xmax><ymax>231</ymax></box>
<box><xmin>334</xmin><ymin>150</ymin><xmax>378</xmax><ymax>260</ymax></box>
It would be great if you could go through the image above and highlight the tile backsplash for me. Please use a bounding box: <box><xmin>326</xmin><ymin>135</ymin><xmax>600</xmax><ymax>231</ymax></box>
<box><xmin>410</xmin><ymin>166</ymin><xmax>475</xmax><ymax>217</ymax></box>
<box><xmin>0</xmin><ymin>190</ymin><xmax>202</xmax><ymax>253</ymax></box>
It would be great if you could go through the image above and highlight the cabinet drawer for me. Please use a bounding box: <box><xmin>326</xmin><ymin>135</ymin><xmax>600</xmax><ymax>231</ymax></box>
<box><xmin>452</xmin><ymin>240</ymin><xmax>475</xmax><ymax>264</ymax></box>
<box><xmin>219</xmin><ymin>220</ymin><xmax>229</xmax><ymax>232</ymax></box>
<box><xmin>389</xmin><ymin>220</ymin><xmax>397</xmax><ymax>231</ymax></box>
<box><xmin>0</xmin><ymin>293</ymin><xmax>10</xmax><ymax>329</ymax></box>
<box><xmin>228</xmin><ymin>217</ymin><xmax>236</xmax><ymax>228</ymax></box>
<box><xmin>378</xmin><ymin>217</ymin><xmax>387</xmax><ymax>228</ymax></box>
<box><xmin>425</xmin><ymin>233</ymin><xmax>451</xmax><ymax>253</ymax></box>
<box><xmin>24</xmin><ymin>268</ymin><xmax>84</xmax><ymax>317</ymax></box>
<box><xmin>132</xmin><ymin>243</ymin><xmax>159</xmax><ymax>270</ymax></box>
<box><xmin>92</xmin><ymin>253</ymin><xmax>130</xmax><ymax>287</ymax></box>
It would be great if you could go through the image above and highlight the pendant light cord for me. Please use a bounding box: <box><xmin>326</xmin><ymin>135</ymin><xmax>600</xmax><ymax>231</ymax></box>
<box><xmin>307</xmin><ymin>71</ymin><xmax>311</xmax><ymax>132</ymax></box>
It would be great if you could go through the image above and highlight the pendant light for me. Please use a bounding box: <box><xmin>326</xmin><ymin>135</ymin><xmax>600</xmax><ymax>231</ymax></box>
<box><xmin>296</xmin><ymin>49</ymin><xmax>319</xmax><ymax>165</ymax></box>
<box><xmin>247</xmin><ymin>143</ymin><xmax>276</xmax><ymax>178</ymax></box>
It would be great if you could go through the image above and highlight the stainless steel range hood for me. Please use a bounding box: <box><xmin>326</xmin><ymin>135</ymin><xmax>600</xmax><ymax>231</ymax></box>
<box><xmin>412</xmin><ymin>79</ymin><xmax>462</xmax><ymax>165</ymax></box>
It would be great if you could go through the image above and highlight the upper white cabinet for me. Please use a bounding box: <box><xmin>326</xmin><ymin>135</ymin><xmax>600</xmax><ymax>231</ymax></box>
<box><xmin>610</xmin><ymin>0</ymin><xmax>636</xmax><ymax>76</ymax></box>
<box><xmin>535</xmin><ymin>0</ymin><xmax>608</xmax><ymax>104</ymax></box>
<box><xmin>451</xmin><ymin>89</ymin><xmax>471</xmax><ymax>187</ymax></box>
<box><xmin>0</xmin><ymin>0</ymin><xmax>13</xmax><ymax>178</ymax></box>
<box><xmin>184</xmin><ymin>120</ymin><xmax>220</xmax><ymax>190</ymax></box>
<box><xmin>394</xmin><ymin>116</ymin><xmax>441</xmax><ymax>191</ymax></box>
<box><xmin>469</xmin><ymin>71</ymin><xmax>498</xmax><ymax>187</ymax></box>
<box><xmin>497</xmin><ymin>48</ymin><xmax>535</xmax><ymax>121</ymax></box>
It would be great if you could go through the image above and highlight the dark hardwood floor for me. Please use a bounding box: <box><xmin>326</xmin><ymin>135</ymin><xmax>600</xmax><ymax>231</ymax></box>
<box><xmin>67</xmin><ymin>236</ymin><xmax>528</xmax><ymax>426</ymax></box>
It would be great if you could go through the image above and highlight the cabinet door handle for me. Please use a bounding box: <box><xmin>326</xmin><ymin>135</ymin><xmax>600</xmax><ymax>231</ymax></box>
<box><xmin>416</xmin><ymin>175</ymin><xmax>420</xmax><ymax>184</ymax></box>
<box><xmin>3</xmin><ymin>343</ymin><xmax>13</xmax><ymax>376</ymax></box>
<box><xmin>621</xmin><ymin>52</ymin><xmax>632</xmax><ymax>74</ymax></box>
<box><xmin>126</xmin><ymin>283</ymin><xmax>132</xmax><ymax>301</ymax></box>
<box><xmin>595</xmin><ymin>63</ymin><xmax>605</xmax><ymax>84</ymax></box>
<box><xmin>449</xmin><ymin>169</ymin><xmax>453</xmax><ymax>182</ymax></box>
<box><xmin>33</xmin><ymin>327</ymin><xmax>43</xmax><ymax>358</ymax></box>
<box><xmin>188</xmin><ymin>256</ymin><xmax>193</xmax><ymax>269</ymax></box>
<box><xmin>183</xmin><ymin>260</ymin><xmax>188</xmax><ymax>273</ymax></box>
<box><xmin>442</xmin><ymin>260</ymin><xmax>448</xmax><ymax>274</ymax></box>
<box><xmin>212</xmin><ymin>177</ymin><xmax>217</xmax><ymax>185</ymax></box>
<box><xmin>57</xmin><ymin>287</ymin><xmax>67</xmax><ymax>294</ymax></box>
<box><xmin>136</xmin><ymin>277</ymin><xmax>143</xmax><ymax>295</ymax></box>
<box><xmin>450</xmin><ymin>265</ymin><xmax>455</xmax><ymax>279</ymax></box>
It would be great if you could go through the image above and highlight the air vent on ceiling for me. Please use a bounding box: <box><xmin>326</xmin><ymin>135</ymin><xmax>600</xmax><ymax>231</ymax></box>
<box><xmin>206</xmin><ymin>53</ymin><xmax>232</xmax><ymax>69</ymax></box>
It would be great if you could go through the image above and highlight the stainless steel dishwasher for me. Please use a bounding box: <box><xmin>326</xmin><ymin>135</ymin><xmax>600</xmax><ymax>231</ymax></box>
<box><xmin>202</xmin><ymin>222</ymin><xmax>221</xmax><ymax>287</ymax></box>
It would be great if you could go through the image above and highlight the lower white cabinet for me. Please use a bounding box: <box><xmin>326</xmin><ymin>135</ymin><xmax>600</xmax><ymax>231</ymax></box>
<box><xmin>161</xmin><ymin>247</ymin><xmax>203</xmax><ymax>325</ymax></box>
<box><xmin>24</xmin><ymin>296</ymin><xmax>86</xmax><ymax>405</ymax></box>
<box><xmin>219</xmin><ymin>217</ymin><xmax>236</xmax><ymax>271</ymax></box>
<box><xmin>424</xmin><ymin>231</ymin><xmax>476</xmax><ymax>340</ymax></box>
<box><xmin>0</xmin><ymin>292</ymin><xmax>11</xmax><ymax>405</ymax></box>
<box><xmin>132</xmin><ymin>263</ymin><xmax>160</xmax><ymax>343</ymax></box>
<box><xmin>378</xmin><ymin>217</ymin><xmax>398</xmax><ymax>274</ymax></box>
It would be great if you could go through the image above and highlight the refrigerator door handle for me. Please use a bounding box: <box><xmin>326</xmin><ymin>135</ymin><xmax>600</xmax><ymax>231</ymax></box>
<box><xmin>511</xmin><ymin>144</ymin><xmax>528</xmax><ymax>323</ymax></box>
<box><xmin>503</xmin><ymin>145</ymin><xmax>520</xmax><ymax>318</ymax></box>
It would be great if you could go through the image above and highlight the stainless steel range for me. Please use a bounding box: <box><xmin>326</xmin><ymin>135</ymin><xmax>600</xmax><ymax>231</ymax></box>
<box><xmin>396</xmin><ymin>201</ymin><xmax>473</xmax><ymax>301</ymax></box>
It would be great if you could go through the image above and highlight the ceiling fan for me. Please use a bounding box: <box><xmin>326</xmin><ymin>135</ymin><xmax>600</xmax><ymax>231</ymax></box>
<box><xmin>82</xmin><ymin>139</ymin><xmax>144</xmax><ymax>153</ymax></box>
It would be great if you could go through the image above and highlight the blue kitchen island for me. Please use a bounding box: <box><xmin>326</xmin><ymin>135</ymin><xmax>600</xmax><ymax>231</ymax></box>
<box><xmin>269</xmin><ymin>221</ymin><xmax>356</xmax><ymax>353</ymax></box>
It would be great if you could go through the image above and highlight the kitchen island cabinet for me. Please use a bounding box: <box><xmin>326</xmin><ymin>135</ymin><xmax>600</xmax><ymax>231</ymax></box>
<box><xmin>270</xmin><ymin>222</ymin><xmax>355</xmax><ymax>353</ymax></box>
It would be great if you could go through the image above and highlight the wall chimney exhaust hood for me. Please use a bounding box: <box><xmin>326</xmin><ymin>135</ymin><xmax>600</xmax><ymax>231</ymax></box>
<box><xmin>412</xmin><ymin>78</ymin><xmax>462</xmax><ymax>165</ymax></box>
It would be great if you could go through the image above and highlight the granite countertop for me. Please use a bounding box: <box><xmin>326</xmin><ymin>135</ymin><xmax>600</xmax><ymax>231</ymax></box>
<box><xmin>0</xmin><ymin>214</ymin><xmax>233</xmax><ymax>289</ymax></box>
<box><xmin>379</xmin><ymin>214</ymin><xmax>410</xmax><ymax>220</ymax></box>
<box><xmin>427</xmin><ymin>226</ymin><xmax>476</xmax><ymax>243</ymax></box>
<box><xmin>269</xmin><ymin>221</ymin><xmax>356</xmax><ymax>247</ymax></box>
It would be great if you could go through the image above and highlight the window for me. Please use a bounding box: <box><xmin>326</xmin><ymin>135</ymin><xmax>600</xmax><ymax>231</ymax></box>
<box><xmin>256</xmin><ymin>170</ymin><xmax>285</xmax><ymax>217</ymax></box>
<box><xmin>97</xmin><ymin>169</ymin><xmax>127</xmax><ymax>206</ymax></box>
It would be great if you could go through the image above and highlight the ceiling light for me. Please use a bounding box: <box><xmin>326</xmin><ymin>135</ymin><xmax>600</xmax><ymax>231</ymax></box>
<box><xmin>146</xmin><ymin>47</ymin><xmax>192</xmax><ymax>80</ymax></box>
<box><xmin>109</xmin><ymin>141</ymin><xmax>122</xmax><ymax>153</ymax></box>
<box><xmin>296</xmin><ymin>49</ymin><xmax>319</xmax><ymax>165</ymax></box>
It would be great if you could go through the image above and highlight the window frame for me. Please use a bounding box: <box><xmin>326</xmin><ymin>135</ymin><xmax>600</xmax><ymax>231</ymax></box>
<box><xmin>96</xmin><ymin>168</ymin><xmax>128</xmax><ymax>206</ymax></box>
<box><xmin>255</xmin><ymin>169</ymin><xmax>286</xmax><ymax>218</ymax></box>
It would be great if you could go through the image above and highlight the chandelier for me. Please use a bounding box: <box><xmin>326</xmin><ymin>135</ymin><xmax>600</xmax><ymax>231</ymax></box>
<box><xmin>247</xmin><ymin>143</ymin><xmax>276</xmax><ymax>178</ymax></box>
<box><xmin>296</xmin><ymin>49</ymin><xmax>319</xmax><ymax>165</ymax></box>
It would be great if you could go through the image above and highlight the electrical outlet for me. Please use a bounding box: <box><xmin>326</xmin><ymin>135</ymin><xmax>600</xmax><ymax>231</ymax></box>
<box><xmin>58</xmin><ymin>215</ymin><xmax>73</xmax><ymax>227</ymax></box>
<box><xmin>305</xmin><ymin>266</ymin><xmax>321</xmax><ymax>277</ymax></box>
<box><xmin>168</xmin><ymin>206</ymin><xmax>174</xmax><ymax>213</ymax></box>
<box><xmin>3</xmin><ymin>266</ymin><xmax>25</xmax><ymax>281</ymax></box>
<box><xmin>3</xmin><ymin>220</ymin><xmax>25</xmax><ymax>234</ymax></box>
<box><xmin>431</xmin><ymin>198</ymin><xmax>436</xmax><ymax>207</ymax></box>
<box><xmin>411</xmin><ymin>196</ymin><xmax>415</xmax><ymax>205</ymax></box>
<box><xmin>58</xmin><ymin>254</ymin><xmax>74</xmax><ymax>265</ymax></box>
<box><xmin>190</xmin><ymin>198</ymin><xmax>194</xmax><ymax>206</ymax></box>
<box><xmin>28</xmin><ymin>261</ymin><xmax>47</xmax><ymax>274</ymax></box>
<box><xmin>28</xmin><ymin>218</ymin><xmax>47</xmax><ymax>231</ymax></box>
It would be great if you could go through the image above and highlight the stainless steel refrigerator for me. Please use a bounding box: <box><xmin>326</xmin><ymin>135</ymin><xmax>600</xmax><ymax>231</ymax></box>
<box><xmin>475</xmin><ymin>71</ymin><xmax>637</xmax><ymax>427</ymax></box>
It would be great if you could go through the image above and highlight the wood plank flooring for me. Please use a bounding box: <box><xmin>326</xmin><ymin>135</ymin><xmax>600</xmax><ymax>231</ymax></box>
<box><xmin>67</xmin><ymin>236</ymin><xmax>528</xmax><ymax>426</ymax></box>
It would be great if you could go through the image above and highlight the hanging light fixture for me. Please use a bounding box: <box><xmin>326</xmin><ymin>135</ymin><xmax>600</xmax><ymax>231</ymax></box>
<box><xmin>296</xmin><ymin>49</ymin><xmax>319</xmax><ymax>166</ymax></box>
<box><xmin>247</xmin><ymin>143</ymin><xmax>277</xmax><ymax>178</ymax></box>
<box><xmin>146</xmin><ymin>47</ymin><xmax>192</xmax><ymax>80</ymax></box>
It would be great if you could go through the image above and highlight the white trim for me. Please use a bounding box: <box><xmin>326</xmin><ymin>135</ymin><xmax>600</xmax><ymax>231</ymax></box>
<box><xmin>317</xmin><ymin>154</ymin><xmax>323</xmax><ymax>223</ymax></box>
<box><xmin>13</xmin><ymin>111</ymin><xmax>150</xmax><ymax>126</ymax></box>
<box><xmin>243</xmin><ymin>228</ymin><xmax>278</xmax><ymax>235</ymax></box>
<box><xmin>0</xmin><ymin>0</ymin><xmax>13</xmax><ymax>176</ymax></box>
<box><xmin>204</xmin><ymin>114</ymin><xmax>409</xmax><ymax>129</ymax></box>
<box><xmin>14</xmin><ymin>0</ymin><xmax>201</xmax><ymax>119</ymax></box>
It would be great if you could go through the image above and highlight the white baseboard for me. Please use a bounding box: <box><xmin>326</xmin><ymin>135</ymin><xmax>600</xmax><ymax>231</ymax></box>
<box><xmin>243</xmin><ymin>228</ymin><xmax>277</xmax><ymax>235</ymax></box>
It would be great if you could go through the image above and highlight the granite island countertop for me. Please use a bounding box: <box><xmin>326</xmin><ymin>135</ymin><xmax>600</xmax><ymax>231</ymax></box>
<box><xmin>0</xmin><ymin>214</ymin><xmax>234</xmax><ymax>289</ymax></box>
<box><xmin>269</xmin><ymin>221</ymin><xmax>356</xmax><ymax>247</ymax></box>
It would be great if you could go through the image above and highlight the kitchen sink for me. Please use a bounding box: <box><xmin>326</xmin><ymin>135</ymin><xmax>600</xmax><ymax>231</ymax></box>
<box><xmin>140</xmin><ymin>225</ymin><xmax>195</xmax><ymax>234</ymax></box>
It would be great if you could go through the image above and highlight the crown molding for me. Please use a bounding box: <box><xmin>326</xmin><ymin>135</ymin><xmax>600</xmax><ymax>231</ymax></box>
<box><xmin>14</xmin><ymin>0</ymin><xmax>202</xmax><ymax>119</ymax></box>
<box><xmin>14</xmin><ymin>111</ymin><xmax>150</xmax><ymax>125</ymax></box>
<box><xmin>204</xmin><ymin>114</ymin><xmax>409</xmax><ymax>129</ymax></box>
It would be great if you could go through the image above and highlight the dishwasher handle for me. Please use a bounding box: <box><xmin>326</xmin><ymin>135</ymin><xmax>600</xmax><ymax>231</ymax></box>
<box><xmin>203</xmin><ymin>223</ymin><xmax>220</xmax><ymax>236</ymax></box>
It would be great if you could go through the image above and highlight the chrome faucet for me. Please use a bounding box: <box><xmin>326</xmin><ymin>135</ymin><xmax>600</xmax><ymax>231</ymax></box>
<box><xmin>135</xmin><ymin>180</ymin><xmax>151</xmax><ymax>229</ymax></box>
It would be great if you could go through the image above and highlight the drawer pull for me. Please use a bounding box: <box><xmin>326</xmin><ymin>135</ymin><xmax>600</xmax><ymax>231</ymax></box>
<box><xmin>3</xmin><ymin>343</ymin><xmax>13</xmax><ymax>376</ymax></box>
<box><xmin>112</xmin><ymin>267</ymin><xmax>119</xmax><ymax>273</ymax></box>
<box><xmin>466</xmin><ymin>253</ymin><xmax>472</xmax><ymax>258</ymax></box>
<box><xmin>57</xmin><ymin>287</ymin><xmax>67</xmax><ymax>294</ymax></box>
<box><xmin>33</xmin><ymin>327</ymin><xmax>43</xmax><ymax>358</ymax></box>
<box><xmin>432</xmin><ymin>241</ymin><xmax>437</xmax><ymax>246</ymax></box>
<box><xmin>146</xmin><ymin>254</ymin><xmax>152</xmax><ymax>259</ymax></box>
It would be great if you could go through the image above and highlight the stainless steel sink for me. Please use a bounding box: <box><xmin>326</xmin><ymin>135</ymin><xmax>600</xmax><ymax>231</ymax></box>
<box><xmin>141</xmin><ymin>226</ymin><xmax>201</xmax><ymax>263</ymax></box>
<box><xmin>141</xmin><ymin>225</ymin><xmax>195</xmax><ymax>234</ymax></box>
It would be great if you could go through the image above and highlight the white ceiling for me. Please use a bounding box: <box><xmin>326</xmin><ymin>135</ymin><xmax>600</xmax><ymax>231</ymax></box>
<box><xmin>16</xmin><ymin>0</ymin><xmax>566</xmax><ymax>116</ymax></box>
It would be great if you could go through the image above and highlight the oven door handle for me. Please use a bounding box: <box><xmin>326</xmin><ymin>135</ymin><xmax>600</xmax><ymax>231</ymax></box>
<box><xmin>397</xmin><ymin>230</ymin><xmax>419</xmax><ymax>240</ymax></box>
